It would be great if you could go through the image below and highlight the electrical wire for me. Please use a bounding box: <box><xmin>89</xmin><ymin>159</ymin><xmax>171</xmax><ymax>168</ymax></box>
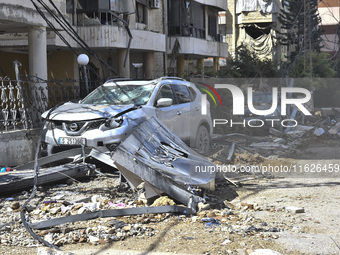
<box><xmin>29</xmin><ymin>0</ymin><xmax>119</xmax><ymax>77</ymax></box>
<box><xmin>20</xmin><ymin>102</ymin><xmax>66</xmax><ymax>250</ymax></box>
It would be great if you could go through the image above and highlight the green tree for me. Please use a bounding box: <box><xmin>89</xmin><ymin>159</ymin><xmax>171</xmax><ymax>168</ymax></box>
<box><xmin>288</xmin><ymin>51</ymin><xmax>336</xmax><ymax>78</ymax></box>
<box><xmin>278</xmin><ymin>0</ymin><xmax>323</xmax><ymax>60</ymax></box>
<box><xmin>217</xmin><ymin>45</ymin><xmax>279</xmax><ymax>78</ymax></box>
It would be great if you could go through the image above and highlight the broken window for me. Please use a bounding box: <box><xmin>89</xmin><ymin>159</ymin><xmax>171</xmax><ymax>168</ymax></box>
<box><xmin>245</xmin><ymin>23</ymin><xmax>271</xmax><ymax>40</ymax></box>
<box><xmin>81</xmin><ymin>84</ymin><xmax>155</xmax><ymax>105</ymax></box>
<box><xmin>136</xmin><ymin>0</ymin><xmax>148</xmax><ymax>24</ymax></box>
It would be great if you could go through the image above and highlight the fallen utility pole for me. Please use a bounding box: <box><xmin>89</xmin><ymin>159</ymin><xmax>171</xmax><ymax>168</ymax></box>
<box><xmin>0</xmin><ymin>163</ymin><xmax>94</xmax><ymax>195</ymax></box>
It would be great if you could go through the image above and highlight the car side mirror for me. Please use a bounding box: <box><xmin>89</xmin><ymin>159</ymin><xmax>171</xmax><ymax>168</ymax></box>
<box><xmin>156</xmin><ymin>98</ymin><xmax>173</xmax><ymax>107</ymax></box>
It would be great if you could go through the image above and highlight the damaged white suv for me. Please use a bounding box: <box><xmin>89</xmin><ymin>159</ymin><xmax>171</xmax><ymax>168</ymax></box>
<box><xmin>41</xmin><ymin>77</ymin><xmax>212</xmax><ymax>156</ymax></box>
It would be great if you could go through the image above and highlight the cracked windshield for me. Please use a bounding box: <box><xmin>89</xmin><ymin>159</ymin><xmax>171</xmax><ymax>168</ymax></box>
<box><xmin>81</xmin><ymin>84</ymin><xmax>155</xmax><ymax>106</ymax></box>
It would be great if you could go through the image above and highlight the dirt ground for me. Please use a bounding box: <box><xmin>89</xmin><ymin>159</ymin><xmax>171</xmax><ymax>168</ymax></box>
<box><xmin>1</xmin><ymin>140</ymin><xmax>340</xmax><ymax>255</ymax></box>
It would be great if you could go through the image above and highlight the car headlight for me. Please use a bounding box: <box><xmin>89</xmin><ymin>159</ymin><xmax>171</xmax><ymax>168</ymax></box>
<box><xmin>43</xmin><ymin>120</ymin><xmax>55</xmax><ymax>130</ymax></box>
<box><xmin>100</xmin><ymin>116</ymin><xmax>123</xmax><ymax>131</ymax></box>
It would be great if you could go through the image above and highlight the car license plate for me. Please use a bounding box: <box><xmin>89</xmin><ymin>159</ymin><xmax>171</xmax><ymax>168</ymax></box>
<box><xmin>58</xmin><ymin>137</ymin><xmax>86</xmax><ymax>146</ymax></box>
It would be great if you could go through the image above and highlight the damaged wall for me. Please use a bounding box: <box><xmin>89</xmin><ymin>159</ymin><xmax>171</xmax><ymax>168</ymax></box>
<box><xmin>227</xmin><ymin>0</ymin><xmax>282</xmax><ymax>60</ymax></box>
<box><xmin>0</xmin><ymin>129</ymin><xmax>40</xmax><ymax>167</ymax></box>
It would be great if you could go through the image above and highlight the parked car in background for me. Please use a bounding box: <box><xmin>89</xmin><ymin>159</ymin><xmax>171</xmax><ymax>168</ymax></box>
<box><xmin>41</xmin><ymin>77</ymin><xmax>213</xmax><ymax>156</ymax></box>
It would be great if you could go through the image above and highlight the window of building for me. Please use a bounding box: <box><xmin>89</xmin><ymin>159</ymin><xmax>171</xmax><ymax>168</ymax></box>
<box><xmin>168</xmin><ymin>0</ymin><xmax>205</xmax><ymax>38</ymax></box>
<box><xmin>66</xmin><ymin>0</ymin><xmax>74</xmax><ymax>13</ymax></box>
<box><xmin>208</xmin><ymin>14</ymin><xmax>217</xmax><ymax>38</ymax></box>
<box><xmin>136</xmin><ymin>0</ymin><xmax>148</xmax><ymax>24</ymax></box>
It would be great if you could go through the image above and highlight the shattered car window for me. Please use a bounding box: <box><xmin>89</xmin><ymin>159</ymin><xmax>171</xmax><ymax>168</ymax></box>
<box><xmin>81</xmin><ymin>84</ymin><xmax>155</xmax><ymax>106</ymax></box>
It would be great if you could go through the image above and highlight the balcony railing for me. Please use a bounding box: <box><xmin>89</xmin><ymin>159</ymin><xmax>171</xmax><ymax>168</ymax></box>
<box><xmin>169</xmin><ymin>25</ymin><xmax>206</xmax><ymax>39</ymax></box>
<box><xmin>76</xmin><ymin>8</ymin><xmax>122</xmax><ymax>26</ymax></box>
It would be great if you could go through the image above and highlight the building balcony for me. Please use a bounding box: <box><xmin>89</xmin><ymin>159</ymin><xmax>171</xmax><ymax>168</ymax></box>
<box><xmin>167</xmin><ymin>36</ymin><xmax>228</xmax><ymax>58</ymax></box>
<box><xmin>195</xmin><ymin>0</ymin><xmax>228</xmax><ymax>11</ymax></box>
<box><xmin>0</xmin><ymin>0</ymin><xmax>66</xmax><ymax>32</ymax></box>
<box><xmin>76</xmin><ymin>25</ymin><xmax>165</xmax><ymax>52</ymax></box>
<box><xmin>237</xmin><ymin>11</ymin><xmax>277</xmax><ymax>24</ymax></box>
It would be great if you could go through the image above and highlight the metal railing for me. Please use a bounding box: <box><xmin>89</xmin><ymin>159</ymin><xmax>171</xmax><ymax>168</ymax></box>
<box><xmin>0</xmin><ymin>63</ymin><xmax>81</xmax><ymax>132</ymax></box>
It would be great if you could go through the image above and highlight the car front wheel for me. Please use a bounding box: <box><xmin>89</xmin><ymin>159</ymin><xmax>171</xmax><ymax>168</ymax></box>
<box><xmin>195</xmin><ymin>125</ymin><xmax>211</xmax><ymax>156</ymax></box>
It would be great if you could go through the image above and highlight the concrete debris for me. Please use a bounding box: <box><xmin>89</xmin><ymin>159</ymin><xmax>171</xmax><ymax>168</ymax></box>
<box><xmin>88</xmin><ymin>235</ymin><xmax>100</xmax><ymax>244</ymax></box>
<box><xmin>222</xmin><ymin>239</ymin><xmax>232</xmax><ymax>245</ymax></box>
<box><xmin>151</xmin><ymin>196</ymin><xmax>176</xmax><ymax>207</ymax></box>
<box><xmin>313</xmin><ymin>127</ymin><xmax>325</xmax><ymax>136</ymax></box>
<box><xmin>285</xmin><ymin>206</ymin><xmax>305</xmax><ymax>213</ymax></box>
<box><xmin>91</xmin><ymin>117</ymin><xmax>215</xmax><ymax>212</ymax></box>
<box><xmin>198</xmin><ymin>202</ymin><xmax>211</xmax><ymax>212</ymax></box>
<box><xmin>211</xmin><ymin>110</ymin><xmax>340</xmax><ymax>161</ymax></box>
<box><xmin>328</xmin><ymin>121</ymin><xmax>340</xmax><ymax>134</ymax></box>
<box><xmin>234</xmin><ymin>152</ymin><xmax>264</xmax><ymax>164</ymax></box>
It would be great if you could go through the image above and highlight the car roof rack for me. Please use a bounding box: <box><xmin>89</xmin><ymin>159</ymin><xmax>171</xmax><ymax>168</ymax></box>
<box><xmin>104</xmin><ymin>78</ymin><xmax>133</xmax><ymax>83</ymax></box>
<box><xmin>159</xmin><ymin>77</ymin><xmax>186</xmax><ymax>81</ymax></box>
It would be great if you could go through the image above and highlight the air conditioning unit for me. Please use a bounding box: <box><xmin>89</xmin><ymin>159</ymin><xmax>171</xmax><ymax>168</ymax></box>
<box><xmin>150</xmin><ymin>0</ymin><xmax>160</xmax><ymax>9</ymax></box>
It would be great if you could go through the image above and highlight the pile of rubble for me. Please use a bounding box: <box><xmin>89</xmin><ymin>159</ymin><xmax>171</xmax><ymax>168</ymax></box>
<box><xmin>0</xmin><ymin>174</ymin><xmax>299</xmax><ymax>254</ymax></box>
<box><xmin>210</xmin><ymin>108</ymin><xmax>340</xmax><ymax>163</ymax></box>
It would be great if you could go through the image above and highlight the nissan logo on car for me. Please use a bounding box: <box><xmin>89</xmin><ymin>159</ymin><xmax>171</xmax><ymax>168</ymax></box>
<box><xmin>69</xmin><ymin>123</ymin><xmax>78</xmax><ymax>132</ymax></box>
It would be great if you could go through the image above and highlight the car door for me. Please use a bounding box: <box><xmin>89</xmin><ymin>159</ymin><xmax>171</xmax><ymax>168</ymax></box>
<box><xmin>154</xmin><ymin>84</ymin><xmax>184</xmax><ymax>138</ymax></box>
<box><xmin>171</xmin><ymin>84</ymin><xmax>191</xmax><ymax>142</ymax></box>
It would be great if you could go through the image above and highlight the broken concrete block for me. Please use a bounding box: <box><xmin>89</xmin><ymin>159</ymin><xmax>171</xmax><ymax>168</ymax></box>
<box><xmin>122</xmin><ymin>225</ymin><xmax>131</xmax><ymax>231</ymax></box>
<box><xmin>137</xmin><ymin>192</ymin><xmax>147</xmax><ymax>205</ymax></box>
<box><xmin>241</xmin><ymin>202</ymin><xmax>254</xmax><ymax>210</ymax></box>
<box><xmin>191</xmin><ymin>216</ymin><xmax>198</xmax><ymax>222</ymax></box>
<box><xmin>285</xmin><ymin>206</ymin><xmax>305</xmax><ymax>213</ymax></box>
<box><xmin>313</xmin><ymin>128</ymin><xmax>325</xmax><ymax>136</ymax></box>
<box><xmin>206</xmin><ymin>211</ymin><xmax>216</xmax><ymax>217</ymax></box>
<box><xmin>222</xmin><ymin>239</ymin><xmax>232</xmax><ymax>245</ymax></box>
<box><xmin>328</xmin><ymin>122</ymin><xmax>340</xmax><ymax>134</ymax></box>
<box><xmin>198</xmin><ymin>202</ymin><xmax>210</xmax><ymax>212</ymax></box>
<box><xmin>50</xmin><ymin>207</ymin><xmax>61</xmax><ymax>215</ymax></box>
<box><xmin>88</xmin><ymin>235</ymin><xmax>100</xmax><ymax>244</ymax></box>
<box><xmin>43</xmin><ymin>233</ymin><xmax>53</xmax><ymax>243</ymax></box>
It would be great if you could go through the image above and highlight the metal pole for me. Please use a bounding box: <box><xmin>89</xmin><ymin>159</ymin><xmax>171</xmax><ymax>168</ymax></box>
<box><xmin>83</xmin><ymin>65</ymin><xmax>89</xmax><ymax>95</ymax></box>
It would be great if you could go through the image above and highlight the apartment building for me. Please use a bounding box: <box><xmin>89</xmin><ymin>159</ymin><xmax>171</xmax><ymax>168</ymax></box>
<box><xmin>166</xmin><ymin>0</ymin><xmax>229</xmax><ymax>76</ymax></box>
<box><xmin>0</xmin><ymin>0</ymin><xmax>165</xmax><ymax>84</ymax></box>
<box><xmin>223</xmin><ymin>0</ymin><xmax>281</xmax><ymax>60</ymax></box>
<box><xmin>0</xmin><ymin>0</ymin><xmax>228</xmax><ymax>94</ymax></box>
<box><xmin>318</xmin><ymin>0</ymin><xmax>340</xmax><ymax>57</ymax></box>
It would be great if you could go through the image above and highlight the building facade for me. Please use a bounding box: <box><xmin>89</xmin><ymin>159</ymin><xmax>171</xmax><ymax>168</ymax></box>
<box><xmin>0</xmin><ymin>0</ymin><xmax>228</xmax><ymax>94</ymax></box>
<box><xmin>318</xmin><ymin>0</ymin><xmax>340</xmax><ymax>57</ymax></box>
<box><xmin>166</xmin><ymin>0</ymin><xmax>229</xmax><ymax>76</ymax></box>
<box><xmin>223</xmin><ymin>0</ymin><xmax>281</xmax><ymax>60</ymax></box>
